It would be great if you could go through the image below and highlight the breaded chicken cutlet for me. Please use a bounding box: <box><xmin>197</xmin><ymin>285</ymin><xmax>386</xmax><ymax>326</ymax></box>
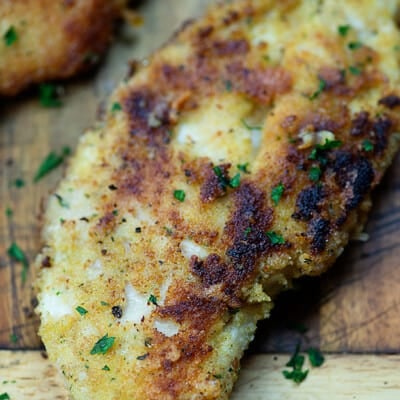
<box><xmin>0</xmin><ymin>0</ymin><xmax>124</xmax><ymax>96</ymax></box>
<box><xmin>35</xmin><ymin>0</ymin><xmax>400</xmax><ymax>399</ymax></box>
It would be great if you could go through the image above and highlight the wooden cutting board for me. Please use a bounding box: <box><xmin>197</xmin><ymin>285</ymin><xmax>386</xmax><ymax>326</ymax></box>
<box><xmin>0</xmin><ymin>0</ymin><xmax>400</xmax><ymax>397</ymax></box>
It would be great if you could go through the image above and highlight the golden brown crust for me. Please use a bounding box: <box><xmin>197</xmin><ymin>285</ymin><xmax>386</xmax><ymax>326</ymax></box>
<box><xmin>35</xmin><ymin>0</ymin><xmax>400</xmax><ymax>399</ymax></box>
<box><xmin>0</xmin><ymin>0</ymin><xmax>123</xmax><ymax>96</ymax></box>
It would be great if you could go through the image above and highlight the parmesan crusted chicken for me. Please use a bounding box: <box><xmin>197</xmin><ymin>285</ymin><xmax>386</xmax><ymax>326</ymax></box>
<box><xmin>35</xmin><ymin>0</ymin><xmax>400</xmax><ymax>399</ymax></box>
<box><xmin>0</xmin><ymin>0</ymin><xmax>124</xmax><ymax>96</ymax></box>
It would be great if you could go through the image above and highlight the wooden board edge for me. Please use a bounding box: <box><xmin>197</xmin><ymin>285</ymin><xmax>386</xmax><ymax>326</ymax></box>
<box><xmin>1</xmin><ymin>351</ymin><xmax>400</xmax><ymax>399</ymax></box>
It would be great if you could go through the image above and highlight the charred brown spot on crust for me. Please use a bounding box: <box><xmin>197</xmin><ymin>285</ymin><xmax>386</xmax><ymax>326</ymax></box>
<box><xmin>226</xmin><ymin>62</ymin><xmax>292</xmax><ymax>104</ymax></box>
<box><xmin>97</xmin><ymin>211</ymin><xmax>116</xmax><ymax>230</ymax></box>
<box><xmin>299</xmin><ymin>112</ymin><xmax>343</xmax><ymax>133</ymax></box>
<box><xmin>318</xmin><ymin>67</ymin><xmax>345</xmax><ymax>89</ymax></box>
<box><xmin>200</xmin><ymin>163</ymin><xmax>231</xmax><ymax>203</ymax></box>
<box><xmin>308</xmin><ymin>218</ymin><xmax>330</xmax><ymax>253</ymax></box>
<box><xmin>372</xmin><ymin>116</ymin><xmax>392</xmax><ymax>154</ymax></box>
<box><xmin>212</xmin><ymin>39</ymin><xmax>250</xmax><ymax>56</ymax></box>
<box><xmin>350</xmin><ymin>111</ymin><xmax>371</xmax><ymax>136</ymax></box>
<box><xmin>224</xmin><ymin>183</ymin><xmax>273</xmax><ymax>282</ymax></box>
<box><xmin>332</xmin><ymin>151</ymin><xmax>374</xmax><ymax>211</ymax></box>
<box><xmin>158</xmin><ymin>293</ymin><xmax>224</xmax><ymax>329</ymax></box>
<box><xmin>292</xmin><ymin>185</ymin><xmax>324</xmax><ymax>221</ymax></box>
<box><xmin>41</xmin><ymin>256</ymin><xmax>52</xmax><ymax>268</ymax></box>
<box><xmin>124</xmin><ymin>89</ymin><xmax>172</xmax><ymax>146</ymax></box>
<box><xmin>190</xmin><ymin>254</ymin><xmax>230</xmax><ymax>287</ymax></box>
<box><xmin>197</xmin><ymin>25</ymin><xmax>214</xmax><ymax>39</ymax></box>
<box><xmin>378</xmin><ymin>94</ymin><xmax>400</xmax><ymax>109</ymax></box>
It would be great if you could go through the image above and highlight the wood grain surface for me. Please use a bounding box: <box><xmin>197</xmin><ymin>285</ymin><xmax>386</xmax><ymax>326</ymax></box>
<box><xmin>1</xmin><ymin>351</ymin><xmax>400</xmax><ymax>400</ymax></box>
<box><xmin>0</xmin><ymin>0</ymin><xmax>399</xmax><ymax>360</ymax></box>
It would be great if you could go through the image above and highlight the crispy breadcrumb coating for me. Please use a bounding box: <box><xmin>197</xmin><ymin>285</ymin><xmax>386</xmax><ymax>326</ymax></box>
<box><xmin>35</xmin><ymin>0</ymin><xmax>400</xmax><ymax>399</ymax></box>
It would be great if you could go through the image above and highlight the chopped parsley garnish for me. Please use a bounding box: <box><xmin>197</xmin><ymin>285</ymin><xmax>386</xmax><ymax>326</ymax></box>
<box><xmin>308</xmin><ymin>166</ymin><xmax>321</xmax><ymax>182</ymax></box>
<box><xmin>4</xmin><ymin>26</ymin><xmax>17</xmax><ymax>46</ymax></box>
<box><xmin>348</xmin><ymin>65</ymin><xmax>362</xmax><ymax>75</ymax></box>
<box><xmin>213</xmin><ymin>166</ymin><xmax>241</xmax><ymax>190</ymax></box>
<box><xmin>241</xmin><ymin>118</ymin><xmax>262</xmax><ymax>130</ymax></box>
<box><xmin>9</xmin><ymin>333</ymin><xmax>18</xmax><ymax>343</ymax></box>
<box><xmin>307</xmin><ymin>348</ymin><xmax>325</xmax><ymax>367</ymax></box>
<box><xmin>337</xmin><ymin>25</ymin><xmax>351</xmax><ymax>37</ymax></box>
<box><xmin>309</xmin><ymin>139</ymin><xmax>342</xmax><ymax>165</ymax></box>
<box><xmin>136</xmin><ymin>353</ymin><xmax>149</xmax><ymax>360</ymax></box>
<box><xmin>237</xmin><ymin>163</ymin><xmax>250</xmax><ymax>174</ymax></box>
<box><xmin>271</xmin><ymin>183</ymin><xmax>284</xmax><ymax>206</ymax></box>
<box><xmin>34</xmin><ymin>147</ymin><xmax>71</xmax><ymax>182</ymax></box>
<box><xmin>90</xmin><ymin>334</ymin><xmax>115</xmax><ymax>355</ymax></box>
<box><xmin>39</xmin><ymin>83</ymin><xmax>63</xmax><ymax>107</ymax></box>
<box><xmin>282</xmin><ymin>343</ymin><xmax>309</xmax><ymax>384</ymax></box>
<box><xmin>173</xmin><ymin>189</ymin><xmax>186</xmax><ymax>202</ymax></box>
<box><xmin>112</xmin><ymin>209</ymin><xmax>118</xmax><ymax>216</ymax></box>
<box><xmin>5</xmin><ymin>207</ymin><xmax>13</xmax><ymax>217</ymax></box>
<box><xmin>309</xmin><ymin>77</ymin><xmax>326</xmax><ymax>100</ymax></box>
<box><xmin>362</xmin><ymin>139</ymin><xmax>374</xmax><ymax>152</ymax></box>
<box><xmin>54</xmin><ymin>194</ymin><xmax>69</xmax><ymax>208</ymax></box>
<box><xmin>229</xmin><ymin>173</ymin><xmax>241</xmax><ymax>188</ymax></box>
<box><xmin>111</xmin><ymin>102</ymin><xmax>122</xmax><ymax>112</ymax></box>
<box><xmin>224</xmin><ymin>80</ymin><xmax>233</xmax><ymax>92</ymax></box>
<box><xmin>76</xmin><ymin>306</ymin><xmax>88</xmax><ymax>316</ymax></box>
<box><xmin>148</xmin><ymin>294</ymin><xmax>158</xmax><ymax>306</ymax></box>
<box><xmin>348</xmin><ymin>41</ymin><xmax>363</xmax><ymax>50</ymax></box>
<box><xmin>244</xmin><ymin>227</ymin><xmax>252</xmax><ymax>237</ymax></box>
<box><xmin>13</xmin><ymin>178</ymin><xmax>25</xmax><ymax>188</ymax></box>
<box><xmin>100</xmin><ymin>301</ymin><xmax>109</xmax><ymax>306</ymax></box>
<box><xmin>102</xmin><ymin>365</ymin><xmax>111</xmax><ymax>371</ymax></box>
<box><xmin>7</xmin><ymin>242</ymin><xmax>29</xmax><ymax>283</ymax></box>
<box><xmin>266</xmin><ymin>231</ymin><xmax>285</xmax><ymax>245</ymax></box>
<box><xmin>0</xmin><ymin>393</ymin><xmax>10</xmax><ymax>400</ymax></box>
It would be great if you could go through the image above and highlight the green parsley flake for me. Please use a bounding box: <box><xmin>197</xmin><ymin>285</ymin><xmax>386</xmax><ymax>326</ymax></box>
<box><xmin>112</xmin><ymin>209</ymin><xmax>118</xmax><ymax>216</ymax></box>
<box><xmin>4</xmin><ymin>26</ymin><xmax>17</xmax><ymax>46</ymax></box>
<box><xmin>34</xmin><ymin>147</ymin><xmax>71</xmax><ymax>182</ymax></box>
<box><xmin>229</xmin><ymin>173</ymin><xmax>241</xmax><ymax>188</ymax></box>
<box><xmin>76</xmin><ymin>306</ymin><xmax>88</xmax><ymax>316</ymax></box>
<box><xmin>7</xmin><ymin>242</ymin><xmax>29</xmax><ymax>283</ymax></box>
<box><xmin>307</xmin><ymin>348</ymin><xmax>325</xmax><ymax>367</ymax></box>
<box><xmin>100</xmin><ymin>301</ymin><xmax>109</xmax><ymax>306</ymax></box>
<box><xmin>237</xmin><ymin>163</ymin><xmax>250</xmax><ymax>174</ymax></box>
<box><xmin>13</xmin><ymin>178</ymin><xmax>25</xmax><ymax>188</ymax></box>
<box><xmin>148</xmin><ymin>294</ymin><xmax>158</xmax><ymax>306</ymax></box>
<box><xmin>266</xmin><ymin>231</ymin><xmax>285</xmax><ymax>245</ymax></box>
<box><xmin>5</xmin><ymin>207</ymin><xmax>13</xmax><ymax>217</ymax></box>
<box><xmin>240</xmin><ymin>118</ymin><xmax>262</xmax><ymax>130</ymax></box>
<box><xmin>309</xmin><ymin>139</ymin><xmax>342</xmax><ymax>165</ymax></box>
<box><xmin>9</xmin><ymin>333</ymin><xmax>18</xmax><ymax>344</ymax></box>
<box><xmin>348</xmin><ymin>41</ymin><xmax>363</xmax><ymax>50</ymax></box>
<box><xmin>244</xmin><ymin>227</ymin><xmax>252</xmax><ymax>237</ymax></box>
<box><xmin>271</xmin><ymin>183</ymin><xmax>284</xmax><ymax>206</ymax></box>
<box><xmin>349</xmin><ymin>65</ymin><xmax>362</xmax><ymax>75</ymax></box>
<box><xmin>337</xmin><ymin>25</ymin><xmax>351</xmax><ymax>37</ymax></box>
<box><xmin>111</xmin><ymin>102</ymin><xmax>122</xmax><ymax>112</ymax></box>
<box><xmin>39</xmin><ymin>83</ymin><xmax>62</xmax><ymax>107</ymax></box>
<box><xmin>283</xmin><ymin>343</ymin><xmax>309</xmax><ymax>384</ymax></box>
<box><xmin>309</xmin><ymin>77</ymin><xmax>326</xmax><ymax>100</ymax></box>
<box><xmin>308</xmin><ymin>166</ymin><xmax>321</xmax><ymax>182</ymax></box>
<box><xmin>0</xmin><ymin>393</ymin><xmax>10</xmax><ymax>400</ymax></box>
<box><xmin>173</xmin><ymin>189</ymin><xmax>186</xmax><ymax>202</ymax></box>
<box><xmin>54</xmin><ymin>194</ymin><xmax>69</xmax><ymax>208</ymax></box>
<box><xmin>362</xmin><ymin>139</ymin><xmax>374</xmax><ymax>152</ymax></box>
<box><xmin>224</xmin><ymin>80</ymin><xmax>233</xmax><ymax>92</ymax></box>
<box><xmin>102</xmin><ymin>365</ymin><xmax>111</xmax><ymax>371</ymax></box>
<box><xmin>90</xmin><ymin>334</ymin><xmax>115</xmax><ymax>355</ymax></box>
